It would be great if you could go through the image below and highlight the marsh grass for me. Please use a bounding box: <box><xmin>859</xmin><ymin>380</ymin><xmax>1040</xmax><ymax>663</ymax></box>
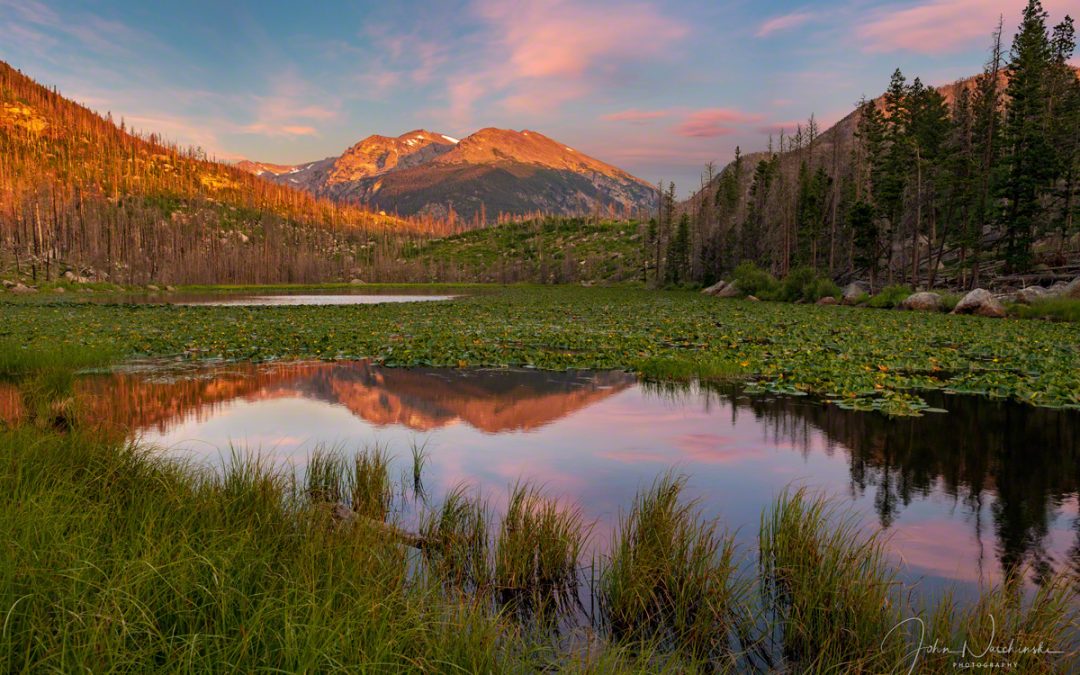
<box><xmin>633</xmin><ymin>355</ymin><xmax>745</xmax><ymax>383</ymax></box>
<box><xmin>410</xmin><ymin>438</ymin><xmax>429</xmax><ymax>498</ymax></box>
<box><xmin>495</xmin><ymin>483</ymin><xmax>590</xmax><ymax>617</ymax></box>
<box><xmin>0</xmin><ymin>340</ymin><xmax>118</xmax><ymax>429</ymax></box>
<box><xmin>420</xmin><ymin>485</ymin><xmax>493</xmax><ymax>591</ymax></box>
<box><xmin>759</xmin><ymin>487</ymin><xmax>903</xmax><ymax>671</ymax></box>
<box><xmin>350</xmin><ymin>443</ymin><xmax>393</xmax><ymax>521</ymax></box>
<box><xmin>598</xmin><ymin>474</ymin><xmax>752</xmax><ymax>665</ymax></box>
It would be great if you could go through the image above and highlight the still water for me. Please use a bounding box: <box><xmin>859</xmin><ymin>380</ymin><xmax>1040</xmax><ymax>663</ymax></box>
<box><xmin>71</xmin><ymin>361</ymin><xmax>1080</xmax><ymax>599</ymax></box>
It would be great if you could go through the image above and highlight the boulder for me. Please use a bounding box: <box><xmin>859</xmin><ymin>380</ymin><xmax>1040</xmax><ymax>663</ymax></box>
<box><xmin>53</xmin><ymin>286</ymin><xmax>65</xmax><ymax>294</ymax></box>
<box><xmin>1060</xmin><ymin>277</ymin><xmax>1080</xmax><ymax>299</ymax></box>
<box><xmin>951</xmin><ymin>288</ymin><xmax>1006</xmax><ymax>318</ymax></box>
<box><xmin>147</xmin><ymin>284</ymin><xmax>160</xmax><ymax>292</ymax></box>
<box><xmin>816</xmin><ymin>296</ymin><xmax>838</xmax><ymax>305</ymax></box>
<box><xmin>746</xmin><ymin>295</ymin><xmax>760</xmax><ymax>302</ymax></box>
<box><xmin>701</xmin><ymin>280</ymin><xmax>727</xmax><ymax>296</ymax></box>
<box><xmin>350</xmin><ymin>278</ymin><xmax>366</xmax><ymax>285</ymax></box>
<box><xmin>2</xmin><ymin>280</ymin><xmax>14</xmax><ymax>289</ymax></box>
<box><xmin>714</xmin><ymin>281</ymin><xmax>741</xmax><ymax>298</ymax></box>
<box><xmin>842</xmin><ymin>282</ymin><xmax>869</xmax><ymax>304</ymax></box>
<box><xmin>900</xmin><ymin>291</ymin><xmax>942</xmax><ymax>312</ymax></box>
<box><xmin>1013</xmin><ymin>285</ymin><xmax>1050</xmax><ymax>304</ymax></box>
<box><xmin>11</xmin><ymin>283</ymin><xmax>35</xmax><ymax>294</ymax></box>
<box><xmin>165</xmin><ymin>285</ymin><xmax>177</xmax><ymax>292</ymax></box>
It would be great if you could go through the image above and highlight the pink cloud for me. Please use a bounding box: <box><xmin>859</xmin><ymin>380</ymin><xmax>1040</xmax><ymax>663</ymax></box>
<box><xmin>601</xmin><ymin>109</ymin><xmax>671</xmax><ymax>123</ymax></box>
<box><xmin>238</xmin><ymin>123</ymin><xmax>317</xmax><ymax>137</ymax></box>
<box><xmin>755</xmin><ymin>120</ymin><xmax>806</xmax><ymax>136</ymax></box>
<box><xmin>437</xmin><ymin>0</ymin><xmax>688</xmax><ymax>125</ymax></box>
<box><xmin>675</xmin><ymin>108</ymin><xmax>763</xmax><ymax>138</ymax></box>
<box><xmin>857</xmin><ymin>0</ymin><xmax>1075</xmax><ymax>55</ymax></box>
<box><xmin>756</xmin><ymin>11</ymin><xmax>813</xmax><ymax>38</ymax></box>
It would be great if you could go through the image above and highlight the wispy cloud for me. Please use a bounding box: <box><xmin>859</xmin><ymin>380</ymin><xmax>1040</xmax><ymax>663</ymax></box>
<box><xmin>434</xmin><ymin>0</ymin><xmax>688</xmax><ymax>125</ymax></box>
<box><xmin>856</xmin><ymin>0</ymin><xmax>1075</xmax><ymax>54</ymax></box>
<box><xmin>756</xmin><ymin>11</ymin><xmax>813</xmax><ymax>38</ymax></box>
<box><xmin>674</xmin><ymin>108</ymin><xmax>763</xmax><ymax>138</ymax></box>
<box><xmin>601</xmin><ymin>109</ymin><xmax>672</xmax><ymax>123</ymax></box>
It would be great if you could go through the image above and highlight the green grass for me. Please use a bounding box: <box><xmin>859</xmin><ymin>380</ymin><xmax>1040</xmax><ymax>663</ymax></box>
<box><xmin>1</xmin><ymin>285</ymin><xmax>1078</xmax><ymax>416</ymax></box>
<box><xmin>867</xmin><ymin>284</ymin><xmax>915</xmax><ymax>309</ymax></box>
<box><xmin>1012</xmin><ymin>297</ymin><xmax>1080</xmax><ymax>322</ymax></box>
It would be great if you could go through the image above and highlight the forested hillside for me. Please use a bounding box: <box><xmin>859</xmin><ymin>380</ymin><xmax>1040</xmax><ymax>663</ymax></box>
<box><xmin>0</xmin><ymin>62</ymin><xmax>449</xmax><ymax>285</ymax></box>
<box><xmin>668</xmin><ymin>2</ymin><xmax>1078</xmax><ymax>291</ymax></box>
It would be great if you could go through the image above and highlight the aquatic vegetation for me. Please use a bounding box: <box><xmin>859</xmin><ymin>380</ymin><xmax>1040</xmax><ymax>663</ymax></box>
<box><xmin>494</xmin><ymin>483</ymin><xmax>589</xmax><ymax>615</ymax></box>
<box><xmin>598</xmin><ymin>474</ymin><xmax>751</xmax><ymax>664</ymax></box>
<box><xmin>350</xmin><ymin>444</ymin><xmax>393</xmax><ymax>521</ymax></box>
<box><xmin>1</xmin><ymin>285</ymin><xmax>1078</xmax><ymax>417</ymax></box>
<box><xmin>759</xmin><ymin>488</ymin><xmax>903</xmax><ymax>671</ymax></box>
<box><xmin>420</xmin><ymin>486</ymin><xmax>493</xmax><ymax>591</ymax></box>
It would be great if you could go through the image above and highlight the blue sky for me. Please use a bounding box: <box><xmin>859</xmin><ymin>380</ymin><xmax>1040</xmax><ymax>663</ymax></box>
<box><xmin>2</xmin><ymin>0</ymin><xmax>1076</xmax><ymax>194</ymax></box>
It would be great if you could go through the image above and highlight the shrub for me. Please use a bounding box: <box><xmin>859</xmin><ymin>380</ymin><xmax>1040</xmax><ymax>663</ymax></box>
<box><xmin>777</xmin><ymin>267</ymin><xmax>840</xmax><ymax>303</ymax></box>
<box><xmin>731</xmin><ymin>262</ymin><xmax>778</xmax><ymax>299</ymax></box>
<box><xmin>866</xmin><ymin>284</ymin><xmax>913</xmax><ymax>309</ymax></box>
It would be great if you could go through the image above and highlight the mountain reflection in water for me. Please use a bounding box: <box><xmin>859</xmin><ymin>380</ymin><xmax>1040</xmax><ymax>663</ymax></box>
<box><xmin>43</xmin><ymin>362</ymin><xmax>1080</xmax><ymax>595</ymax></box>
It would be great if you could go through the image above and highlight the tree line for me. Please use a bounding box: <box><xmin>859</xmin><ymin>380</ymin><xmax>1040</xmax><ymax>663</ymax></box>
<box><xmin>663</xmin><ymin>0</ymin><xmax>1078</xmax><ymax>290</ymax></box>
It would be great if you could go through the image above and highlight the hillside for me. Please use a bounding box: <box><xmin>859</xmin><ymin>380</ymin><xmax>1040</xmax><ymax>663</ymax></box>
<box><xmin>677</xmin><ymin>61</ymin><xmax>1079</xmax><ymax>289</ymax></box>
<box><xmin>240</xmin><ymin>128</ymin><xmax>658</xmax><ymax>223</ymax></box>
<box><xmin>400</xmin><ymin>217</ymin><xmax>647</xmax><ymax>283</ymax></box>
<box><xmin>0</xmin><ymin>61</ymin><xmax>436</xmax><ymax>286</ymax></box>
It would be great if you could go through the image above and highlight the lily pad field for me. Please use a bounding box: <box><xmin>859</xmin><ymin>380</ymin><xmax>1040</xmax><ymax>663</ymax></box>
<box><xmin>2</xmin><ymin>285</ymin><xmax>1078</xmax><ymax>416</ymax></box>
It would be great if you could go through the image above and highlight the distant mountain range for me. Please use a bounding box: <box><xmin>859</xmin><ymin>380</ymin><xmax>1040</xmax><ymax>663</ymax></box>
<box><xmin>237</xmin><ymin>128</ymin><xmax>657</xmax><ymax>222</ymax></box>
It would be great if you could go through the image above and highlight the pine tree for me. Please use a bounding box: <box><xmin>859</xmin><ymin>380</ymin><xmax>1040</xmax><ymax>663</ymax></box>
<box><xmin>1001</xmin><ymin>0</ymin><xmax>1055</xmax><ymax>271</ymax></box>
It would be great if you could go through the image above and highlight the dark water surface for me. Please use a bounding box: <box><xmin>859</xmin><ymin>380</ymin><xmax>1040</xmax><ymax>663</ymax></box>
<box><xmin>70</xmin><ymin>361</ymin><xmax>1080</xmax><ymax>600</ymax></box>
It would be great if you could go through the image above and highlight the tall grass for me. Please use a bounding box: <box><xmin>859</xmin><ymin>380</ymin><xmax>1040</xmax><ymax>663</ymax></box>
<box><xmin>759</xmin><ymin>487</ymin><xmax>904</xmax><ymax>671</ymax></box>
<box><xmin>494</xmin><ymin>482</ymin><xmax>590</xmax><ymax>616</ymax></box>
<box><xmin>0</xmin><ymin>340</ymin><xmax>118</xmax><ymax>428</ymax></box>
<box><xmin>598</xmin><ymin>474</ymin><xmax>751</xmax><ymax>665</ymax></box>
<box><xmin>419</xmin><ymin>485</ymin><xmax>493</xmax><ymax>591</ymax></box>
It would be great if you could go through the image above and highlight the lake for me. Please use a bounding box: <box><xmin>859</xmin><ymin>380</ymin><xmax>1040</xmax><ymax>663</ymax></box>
<box><xmin>53</xmin><ymin>360</ymin><xmax>1080</xmax><ymax>602</ymax></box>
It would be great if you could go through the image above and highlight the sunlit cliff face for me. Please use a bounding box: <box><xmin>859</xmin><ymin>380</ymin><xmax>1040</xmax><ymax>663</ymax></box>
<box><xmin>73</xmin><ymin>361</ymin><xmax>636</xmax><ymax>434</ymax></box>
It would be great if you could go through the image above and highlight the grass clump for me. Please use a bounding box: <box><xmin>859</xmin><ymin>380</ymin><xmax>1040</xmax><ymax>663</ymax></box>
<box><xmin>494</xmin><ymin>482</ymin><xmax>589</xmax><ymax>615</ymax></box>
<box><xmin>867</xmin><ymin>284</ymin><xmax>914</xmax><ymax>309</ymax></box>
<box><xmin>350</xmin><ymin>444</ymin><xmax>393</xmax><ymax>521</ymax></box>
<box><xmin>760</xmin><ymin>488</ymin><xmax>903</xmax><ymax>671</ymax></box>
<box><xmin>598</xmin><ymin>474</ymin><xmax>750</xmax><ymax>664</ymax></box>
<box><xmin>420</xmin><ymin>486</ymin><xmax>493</xmax><ymax>591</ymax></box>
<box><xmin>633</xmin><ymin>355</ymin><xmax>745</xmax><ymax>383</ymax></box>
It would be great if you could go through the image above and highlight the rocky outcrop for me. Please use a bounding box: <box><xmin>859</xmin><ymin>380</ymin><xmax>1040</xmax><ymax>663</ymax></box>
<box><xmin>951</xmin><ymin>288</ymin><xmax>1006</xmax><ymax>318</ymax></box>
<box><xmin>900</xmin><ymin>292</ymin><xmax>942</xmax><ymax>312</ymax></box>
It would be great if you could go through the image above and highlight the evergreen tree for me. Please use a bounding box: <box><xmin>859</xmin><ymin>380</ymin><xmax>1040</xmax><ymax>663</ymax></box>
<box><xmin>1001</xmin><ymin>0</ymin><xmax>1055</xmax><ymax>271</ymax></box>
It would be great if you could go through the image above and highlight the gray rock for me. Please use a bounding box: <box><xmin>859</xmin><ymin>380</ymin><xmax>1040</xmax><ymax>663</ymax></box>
<box><xmin>350</xmin><ymin>278</ymin><xmax>365</xmax><ymax>285</ymax></box>
<box><xmin>714</xmin><ymin>281</ymin><xmax>741</xmax><ymax>298</ymax></box>
<box><xmin>11</xmin><ymin>283</ymin><xmax>35</xmax><ymax>294</ymax></box>
<box><xmin>951</xmin><ymin>288</ymin><xmax>1006</xmax><ymax>318</ymax></box>
<box><xmin>900</xmin><ymin>291</ymin><xmax>942</xmax><ymax>312</ymax></box>
<box><xmin>746</xmin><ymin>295</ymin><xmax>760</xmax><ymax>302</ymax></box>
<box><xmin>816</xmin><ymin>296</ymin><xmax>838</xmax><ymax>305</ymax></box>
<box><xmin>1013</xmin><ymin>286</ymin><xmax>1050</xmax><ymax>304</ymax></box>
<box><xmin>701</xmin><ymin>280</ymin><xmax>727</xmax><ymax>296</ymax></box>
<box><xmin>1060</xmin><ymin>277</ymin><xmax>1080</xmax><ymax>299</ymax></box>
<box><xmin>842</xmin><ymin>282</ymin><xmax>869</xmax><ymax>304</ymax></box>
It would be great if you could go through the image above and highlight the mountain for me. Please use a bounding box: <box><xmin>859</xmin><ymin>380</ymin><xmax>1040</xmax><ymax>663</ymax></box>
<box><xmin>239</xmin><ymin>128</ymin><xmax>657</xmax><ymax>222</ymax></box>
<box><xmin>0</xmin><ymin>61</ymin><xmax>427</xmax><ymax>286</ymax></box>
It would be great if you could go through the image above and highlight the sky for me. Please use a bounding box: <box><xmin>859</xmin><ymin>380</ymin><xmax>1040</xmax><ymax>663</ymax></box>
<box><xmin>2</xmin><ymin>0</ymin><xmax>1077</xmax><ymax>195</ymax></box>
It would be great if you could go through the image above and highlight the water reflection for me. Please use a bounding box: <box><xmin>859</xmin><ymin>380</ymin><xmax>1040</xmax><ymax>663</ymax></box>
<box><xmin>46</xmin><ymin>362</ymin><xmax>1080</xmax><ymax>596</ymax></box>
